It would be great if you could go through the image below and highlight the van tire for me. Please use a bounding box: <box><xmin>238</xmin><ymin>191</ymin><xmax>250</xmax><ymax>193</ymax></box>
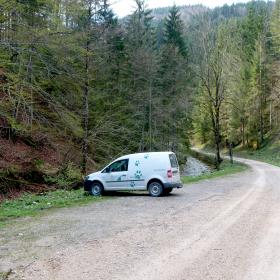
<box><xmin>90</xmin><ymin>182</ymin><xmax>104</xmax><ymax>196</ymax></box>
<box><xmin>148</xmin><ymin>181</ymin><xmax>163</xmax><ymax>197</ymax></box>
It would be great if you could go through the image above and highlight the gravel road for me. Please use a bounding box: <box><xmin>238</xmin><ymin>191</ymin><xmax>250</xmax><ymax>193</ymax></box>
<box><xmin>1</xmin><ymin>157</ymin><xmax>280</xmax><ymax>280</ymax></box>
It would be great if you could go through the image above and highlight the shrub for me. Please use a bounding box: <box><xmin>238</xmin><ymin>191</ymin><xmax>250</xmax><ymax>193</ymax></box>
<box><xmin>44</xmin><ymin>162</ymin><xmax>82</xmax><ymax>188</ymax></box>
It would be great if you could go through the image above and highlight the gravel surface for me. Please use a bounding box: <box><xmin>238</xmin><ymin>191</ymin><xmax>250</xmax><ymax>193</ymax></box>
<box><xmin>1</xmin><ymin>157</ymin><xmax>280</xmax><ymax>280</ymax></box>
<box><xmin>183</xmin><ymin>156</ymin><xmax>211</xmax><ymax>176</ymax></box>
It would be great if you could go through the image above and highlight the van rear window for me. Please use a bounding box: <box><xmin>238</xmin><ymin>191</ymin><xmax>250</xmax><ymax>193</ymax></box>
<box><xmin>169</xmin><ymin>154</ymin><xmax>179</xmax><ymax>168</ymax></box>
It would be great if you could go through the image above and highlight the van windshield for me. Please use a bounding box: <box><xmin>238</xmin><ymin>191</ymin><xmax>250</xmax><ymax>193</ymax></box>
<box><xmin>169</xmin><ymin>154</ymin><xmax>179</xmax><ymax>168</ymax></box>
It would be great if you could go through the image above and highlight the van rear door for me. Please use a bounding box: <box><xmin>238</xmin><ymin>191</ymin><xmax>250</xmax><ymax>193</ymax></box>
<box><xmin>169</xmin><ymin>153</ymin><xmax>180</xmax><ymax>182</ymax></box>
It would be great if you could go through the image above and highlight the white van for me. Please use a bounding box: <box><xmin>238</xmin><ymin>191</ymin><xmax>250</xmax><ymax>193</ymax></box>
<box><xmin>84</xmin><ymin>152</ymin><xmax>183</xmax><ymax>197</ymax></box>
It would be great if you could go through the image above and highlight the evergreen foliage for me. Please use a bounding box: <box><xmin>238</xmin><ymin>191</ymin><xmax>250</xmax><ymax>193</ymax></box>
<box><xmin>0</xmin><ymin>0</ymin><xmax>279</xmax><ymax>177</ymax></box>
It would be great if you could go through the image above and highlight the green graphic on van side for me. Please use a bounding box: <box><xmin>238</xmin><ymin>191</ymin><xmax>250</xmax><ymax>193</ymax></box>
<box><xmin>134</xmin><ymin>170</ymin><xmax>142</xmax><ymax>179</ymax></box>
<box><xmin>144</xmin><ymin>154</ymin><xmax>149</xmax><ymax>159</ymax></box>
<box><xmin>117</xmin><ymin>176</ymin><xmax>122</xmax><ymax>181</ymax></box>
<box><xmin>135</xmin><ymin>160</ymin><xmax>140</xmax><ymax>166</ymax></box>
<box><xmin>105</xmin><ymin>179</ymin><xmax>144</xmax><ymax>183</ymax></box>
<box><xmin>130</xmin><ymin>181</ymin><xmax>136</xmax><ymax>188</ymax></box>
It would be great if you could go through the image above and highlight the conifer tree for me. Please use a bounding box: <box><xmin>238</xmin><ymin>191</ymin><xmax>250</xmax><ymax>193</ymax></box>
<box><xmin>125</xmin><ymin>0</ymin><xmax>158</xmax><ymax>152</ymax></box>
<box><xmin>164</xmin><ymin>5</ymin><xmax>187</xmax><ymax>57</ymax></box>
<box><xmin>157</xmin><ymin>5</ymin><xmax>189</xmax><ymax>152</ymax></box>
<box><xmin>270</xmin><ymin>0</ymin><xmax>280</xmax><ymax>56</ymax></box>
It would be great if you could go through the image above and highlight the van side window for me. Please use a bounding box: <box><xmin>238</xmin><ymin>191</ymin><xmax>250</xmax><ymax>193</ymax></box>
<box><xmin>169</xmin><ymin>154</ymin><xmax>179</xmax><ymax>168</ymax></box>
<box><xmin>102</xmin><ymin>166</ymin><xmax>110</xmax><ymax>173</ymax></box>
<box><xmin>108</xmin><ymin>159</ymin><xmax>129</xmax><ymax>173</ymax></box>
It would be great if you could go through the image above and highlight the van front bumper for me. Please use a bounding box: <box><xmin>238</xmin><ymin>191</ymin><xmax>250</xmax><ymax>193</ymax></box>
<box><xmin>163</xmin><ymin>182</ymin><xmax>183</xmax><ymax>189</ymax></box>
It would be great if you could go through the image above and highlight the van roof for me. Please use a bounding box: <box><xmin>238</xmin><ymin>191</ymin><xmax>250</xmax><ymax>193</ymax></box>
<box><xmin>117</xmin><ymin>151</ymin><xmax>174</xmax><ymax>160</ymax></box>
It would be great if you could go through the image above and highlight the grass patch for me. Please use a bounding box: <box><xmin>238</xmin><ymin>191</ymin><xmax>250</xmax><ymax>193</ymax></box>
<box><xmin>0</xmin><ymin>270</ymin><xmax>12</xmax><ymax>280</ymax></box>
<box><xmin>236</xmin><ymin>143</ymin><xmax>280</xmax><ymax>167</ymax></box>
<box><xmin>0</xmin><ymin>189</ymin><xmax>103</xmax><ymax>226</ymax></box>
<box><xmin>181</xmin><ymin>161</ymin><xmax>248</xmax><ymax>184</ymax></box>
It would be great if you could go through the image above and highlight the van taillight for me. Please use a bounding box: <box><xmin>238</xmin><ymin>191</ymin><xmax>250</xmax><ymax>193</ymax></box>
<box><xmin>167</xmin><ymin>170</ymin><xmax>173</xmax><ymax>178</ymax></box>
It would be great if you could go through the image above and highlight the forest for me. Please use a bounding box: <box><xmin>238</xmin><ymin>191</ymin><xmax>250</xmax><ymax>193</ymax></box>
<box><xmin>0</xmin><ymin>0</ymin><xmax>280</xmax><ymax>195</ymax></box>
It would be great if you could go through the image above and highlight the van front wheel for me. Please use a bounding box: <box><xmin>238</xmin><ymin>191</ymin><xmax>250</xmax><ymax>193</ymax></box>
<box><xmin>148</xmin><ymin>181</ymin><xmax>163</xmax><ymax>197</ymax></box>
<box><xmin>90</xmin><ymin>182</ymin><xmax>104</xmax><ymax>196</ymax></box>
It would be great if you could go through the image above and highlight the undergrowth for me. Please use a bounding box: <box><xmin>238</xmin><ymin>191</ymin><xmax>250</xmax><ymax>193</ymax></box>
<box><xmin>0</xmin><ymin>189</ymin><xmax>103</xmax><ymax>226</ymax></box>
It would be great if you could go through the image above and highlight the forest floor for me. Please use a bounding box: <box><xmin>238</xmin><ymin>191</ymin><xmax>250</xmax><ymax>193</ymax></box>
<box><xmin>2</xmin><ymin>156</ymin><xmax>280</xmax><ymax>280</ymax></box>
<box><xmin>0</xmin><ymin>131</ymin><xmax>87</xmax><ymax>201</ymax></box>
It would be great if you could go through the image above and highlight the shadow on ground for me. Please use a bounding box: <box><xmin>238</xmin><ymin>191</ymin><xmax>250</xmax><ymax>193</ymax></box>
<box><xmin>101</xmin><ymin>191</ymin><xmax>179</xmax><ymax>197</ymax></box>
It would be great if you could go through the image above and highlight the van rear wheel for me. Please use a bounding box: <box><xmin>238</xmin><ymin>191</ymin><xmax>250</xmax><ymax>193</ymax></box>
<box><xmin>90</xmin><ymin>182</ymin><xmax>104</xmax><ymax>196</ymax></box>
<box><xmin>148</xmin><ymin>181</ymin><xmax>163</xmax><ymax>197</ymax></box>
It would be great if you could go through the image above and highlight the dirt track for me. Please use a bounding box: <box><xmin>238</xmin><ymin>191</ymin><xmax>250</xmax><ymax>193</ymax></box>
<box><xmin>1</xmin><ymin>157</ymin><xmax>280</xmax><ymax>280</ymax></box>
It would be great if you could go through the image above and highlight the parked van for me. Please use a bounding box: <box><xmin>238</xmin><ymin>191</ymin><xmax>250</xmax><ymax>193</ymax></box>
<box><xmin>84</xmin><ymin>152</ymin><xmax>183</xmax><ymax>197</ymax></box>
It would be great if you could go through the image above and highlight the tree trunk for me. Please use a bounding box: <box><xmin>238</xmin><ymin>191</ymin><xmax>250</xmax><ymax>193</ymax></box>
<box><xmin>148</xmin><ymin>78</ymin><xmax>152</xmax><ymax>152</ymax></box>
<box><xmin>82</xmin><ymin>5</ymin><xmax>92</xmax><ymax>174</ymax></box>
<box><xmin>82</xmin><ymin>45</ymin><xmax>89</xmax><ymax>174</ymax></box>
<box><xmin>241</xmin><ymin>117</ymin><xmax>245</xmax><ymax>147</ymax></box>
<box><xmin>214</xmin><ymin>130</ymin><xmax>222</xmax><ymax>169</ymax></box>
<box><xmin>214</xmin><ymin>106</ymin><xmax>222</xmax><ymax>169</ymax></box>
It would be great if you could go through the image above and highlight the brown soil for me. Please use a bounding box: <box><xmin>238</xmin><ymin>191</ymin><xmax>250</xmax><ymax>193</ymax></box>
<box><xmin>0</xmin><ymin>137</ymin><xmax>59</xmax><ymax>171</ymax></box>
<box><xmin>0</xmin><ymin>128</ymin><xmax>83</xmax><ymax>199</ymax></box>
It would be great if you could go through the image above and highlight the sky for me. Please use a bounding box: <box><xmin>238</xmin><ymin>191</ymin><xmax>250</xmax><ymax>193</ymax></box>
<box><xmin>109</xmin><ymin>0</ymin><xmax>251</xmax><ymax>17</ymax></box>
